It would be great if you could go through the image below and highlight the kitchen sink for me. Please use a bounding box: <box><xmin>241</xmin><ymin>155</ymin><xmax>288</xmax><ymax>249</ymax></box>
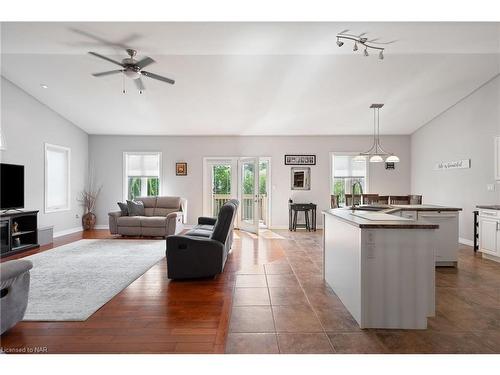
<box><xmin>349</xmin><ymin>205</ymin><xmax>391</xmax><ymax>212</ymax></box>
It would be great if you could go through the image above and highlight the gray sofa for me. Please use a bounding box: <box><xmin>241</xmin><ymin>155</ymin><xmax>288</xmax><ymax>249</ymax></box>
<box><xmin>1</xmin><ymin>259</ymin><xmax>33</xmax><ymax>334</ymax></box>
<box><xmin>109</xmin><ymin>196</ymin><xmax>187</xmax><ymax>237</ymax></box>
<box><xmin>166</xmin><ymin>199</ymin><xmax>239</xmax><ymax>279</ymax></box>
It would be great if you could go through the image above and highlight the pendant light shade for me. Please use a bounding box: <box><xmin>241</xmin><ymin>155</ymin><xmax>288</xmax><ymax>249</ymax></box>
<box><xmin>385</xmin><ymin>155</ymin><xmax>400</xmax><ymax>163</ymax></box>
<box><xmin>356</xmin><ymin>104</ymin><xmax>399</xmax><ymax>163</ymax></box>
<box><xmin>353</xmin><ymin>155</ymin><xmax>366</xmax><ymax>162</ymax></box>
<box><xmin>369</xmin><ymin>155</ymin><xmax>384</xmax><ymax>163</ymax></box>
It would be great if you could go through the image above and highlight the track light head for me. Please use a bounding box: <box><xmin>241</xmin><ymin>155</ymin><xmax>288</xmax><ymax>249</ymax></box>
<box><xmin>364</xmin><ymin>48</ymin><xmax>369</xmax><ymax>57</ymax></box>
<box><xmin>353</xmin><ymin>42</ymin><xmax>358</xmax><ymax>52</ymax></box>
<box><xmin>379</xmin><ymin>50</ymin><xmax>384</xmax><ymax>60</ymax></box>
<box><xmin>336</xmin><ymin>38</ymin><xmax>344</xmax><ymax>47</ymax></box>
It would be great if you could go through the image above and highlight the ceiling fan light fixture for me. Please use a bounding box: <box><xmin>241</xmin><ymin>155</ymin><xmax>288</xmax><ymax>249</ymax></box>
<box><xmin>379</xmin><ymin>50</ymin><xmax>384</xmax><ymax>60</ymax></box>
<box><xmin>123</xmin><ymin>69</ymin><xmax>141</xmax><ymax>80</ymax></box>
<box><xmin>364</xmin><ymin>48</ymin><xmax>369</xmax><ymax>57</ymax></box>
<box><xmin>353</xmin><ymin>42</ymin><xmax>358</xmax><ymax>52</ymax></box>
<box><xmin>336</xmin><ymin>38</ymin><xmax>344</xmax><ymax>47</ymax></box>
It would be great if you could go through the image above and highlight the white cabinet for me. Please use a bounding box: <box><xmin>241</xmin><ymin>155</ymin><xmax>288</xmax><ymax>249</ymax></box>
<box><xmin>495</xmin><ymin>137</ymin><xmax>500</xmax><ymax>181</ymax></box>
<box><xmin>479</xmin><ymin>209</ymin><xmax>500</xmax><ymax>258</ymax></box>
<box><xmin>417</xmin><ymin>211</ymin><xmax>459</xmax><ymax>266</ymax></box>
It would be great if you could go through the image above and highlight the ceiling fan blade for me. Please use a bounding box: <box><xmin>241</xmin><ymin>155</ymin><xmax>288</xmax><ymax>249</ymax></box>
<box><xmin>88</xmin><ymin>51</ymin><xmax>124</xmax><ymax>67</ymax></box>
<box><xmin>135</xmin><ymin>78</ymin><xmax>145</xmax><ymax>92</ymax></box>
<box><xmin>92</xmin><ymin>69</ymin><xmax>123</xmax><ymax>77</ymax></box>
<box><xmin>135</xmin><ymin>57</ymin><xmax>155</xmax><ymax>69</ymax></box>
<box><xmin>141</xmin><ymin>71</ymin><xmax>175</xmax><ymax>85</ymax></box>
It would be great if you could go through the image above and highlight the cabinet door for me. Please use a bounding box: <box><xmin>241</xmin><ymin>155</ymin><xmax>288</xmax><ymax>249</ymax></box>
<box><xmin>479</xmin><ymin>218</ymin><xmax>498</xmax><ymax>255</ymax></box>
<box><xmin>495</xmin><ymin>137</ymin><xmax>500</xmax><ymax>181</ymax></box>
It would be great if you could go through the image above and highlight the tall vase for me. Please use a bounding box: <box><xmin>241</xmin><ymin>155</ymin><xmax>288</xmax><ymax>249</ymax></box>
<box><xmin>82</xmin><ymin>212</ymin><xmax>97</xmax><ymax>231</ymax></box>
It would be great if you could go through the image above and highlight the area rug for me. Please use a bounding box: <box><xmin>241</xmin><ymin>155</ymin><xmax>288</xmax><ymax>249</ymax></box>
<box><xmin>23</xmin><ymin>239</ymin><xmax>165</xmax><ymax>321</ymax></box>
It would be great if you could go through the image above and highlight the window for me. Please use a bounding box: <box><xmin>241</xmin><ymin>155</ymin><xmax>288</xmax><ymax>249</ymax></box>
<box><xmin>332</xmin><ymin>154</ymin><xmax>368</xmax><ymax>206</ymax></box>
<box><xmin>124</xmin><ymin>152</ymin><xmax>161</xmax><ymax>200</ymax></box>
<box><xmin>45</xmin><ymin>143</ymin><xmax>71</xmax><ymax>212</ymax></box>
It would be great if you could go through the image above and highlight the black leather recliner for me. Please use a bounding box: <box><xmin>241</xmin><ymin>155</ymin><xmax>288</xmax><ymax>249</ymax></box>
<box><xmin>166</xmin><ymin>200</ymin><xmax>239</xmax><ymax>279</ymax></box>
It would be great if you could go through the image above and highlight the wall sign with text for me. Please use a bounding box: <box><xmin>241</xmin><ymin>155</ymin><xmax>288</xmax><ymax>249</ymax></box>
<box><xmin>284</xmin><ymin>154</ymin><xmax>316</xmax><ymax>165</ymax></box>
<box><xmin>434</xmin><ymin>159</ymin><xmax>471</xmax><ymax>171</ymax></box>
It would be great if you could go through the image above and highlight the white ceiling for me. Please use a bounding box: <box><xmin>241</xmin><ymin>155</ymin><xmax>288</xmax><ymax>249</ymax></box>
<box><xmin>1</xmin><ymin>22</ymin><xmax>499</xmax><ymax>135</ymax></box>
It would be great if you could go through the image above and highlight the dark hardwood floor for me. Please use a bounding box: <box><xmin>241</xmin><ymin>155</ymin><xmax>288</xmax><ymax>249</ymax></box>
<box><xmin>1</xmin><ymin>229</ymin><xmax>499</xmax><ymax>354</ymax></box>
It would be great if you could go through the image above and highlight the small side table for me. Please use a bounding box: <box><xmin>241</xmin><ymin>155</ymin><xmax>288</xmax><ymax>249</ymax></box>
<box><xmin>289</xmin><ymin>203</ymin><xmax>317</xmax><ymax>231</ymax></box>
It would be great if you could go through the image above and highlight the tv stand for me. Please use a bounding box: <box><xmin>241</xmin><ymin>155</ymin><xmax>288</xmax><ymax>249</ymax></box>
<box><xmin>0</xmin><ymin>210</ymin><xmax>39</xmax><ymax>258</ymax></box>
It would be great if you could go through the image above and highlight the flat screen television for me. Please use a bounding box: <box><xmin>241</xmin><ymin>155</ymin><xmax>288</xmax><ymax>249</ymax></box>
<box><xmin>0</xmin><ymin>163</ymin><xmax>25</xmax><ymax>210</ymax></box>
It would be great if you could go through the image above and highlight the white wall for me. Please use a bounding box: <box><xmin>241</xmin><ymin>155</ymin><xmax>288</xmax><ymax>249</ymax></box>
<box><xmin>411</xmin><ymin>75</ymin><xmax>500</xmax><ymax>243</ymax></box>
<box><xmin>89</xmin><ymin>135</ymin><xmax>411</xmax><ymax>228</ymax></box>
<box><xmin>0</xmin><ymin>77</ymin><xmax>89</xmax><ymax>235</ymax></box>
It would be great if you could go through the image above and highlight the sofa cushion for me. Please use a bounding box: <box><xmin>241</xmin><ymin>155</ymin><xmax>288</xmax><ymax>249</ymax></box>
<box><xmin>117</xmin><ymin>202</ymin><xmax>128</xmax><ymax>216</ymax></box>
<box><xmin>154</xmin><ymin>207</ymin><xmax>179</xmax><ymax>217</ymax></box>
<box><xmin>156</xmin><ymin>196</ymin><xmax>181</xmax><ymax>209</ymax></box>
<box><xmin>185</xmin><ymin>228</ymin><xmax>212</xmax><ymax>238</ymax></box>
<box><xmin>117</xmin><ymin>216</ymin><xmax>142</xmax><ymax>227</ymax></box>
<box><xmin>127</xmin><ymin>200</ymin><xmax>145</xmax><ymax>216</ymax></box>
<box><xmin>141</xmin><ymin>216</ymin><xmax>167</xmax><ymax>227</ymax></box>
<box><xmin>136</xmin><ymin>197</ymin><xmax>157</xmax><ymax>208</ymax></box>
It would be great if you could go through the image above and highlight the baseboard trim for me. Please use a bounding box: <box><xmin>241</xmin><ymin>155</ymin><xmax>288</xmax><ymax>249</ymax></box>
<box><xmin>459</xmin><ymin>237</ymin><xmax>474</xmax><ymax>247</ymax></box>
<box><xmin>53</xmin><ymin>226</ymin><xmax>83</xmax><ymax>238</ymax></box>
<box><xmin>94</xmin><ymin>225</ymin><xmax>109</xmax><ymax>230</ymax></box>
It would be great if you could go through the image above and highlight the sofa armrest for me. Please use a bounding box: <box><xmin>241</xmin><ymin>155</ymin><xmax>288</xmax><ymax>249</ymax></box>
<box><xmin>0</xmin><ymin>260</ymin><xmax>33</xmax><ymax>284</ymax></box>
<box><xmin>166</xmin><ymin>235</ymin><xmax>225</xmax><ymax>279</ymax></box>
<box><xmin>198</xmin><ymin>216</ymin><xmax>217</xmax><ymax>225</ymax></box>
<box><xmin>108</xmin><ymin>211</ymin><xmax>123</xmax><ymax>234</ymax></box>
<box><xmin>166</xmin><ymin>211</ymin><xmax>184</xmax><ymax>235</ymax></box>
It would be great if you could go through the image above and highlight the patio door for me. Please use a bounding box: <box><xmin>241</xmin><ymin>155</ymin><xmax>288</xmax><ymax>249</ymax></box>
<box><xmin>239</xmin><ymin>157</ymin><xmax>259</xmax><ymax>233</ymax></box>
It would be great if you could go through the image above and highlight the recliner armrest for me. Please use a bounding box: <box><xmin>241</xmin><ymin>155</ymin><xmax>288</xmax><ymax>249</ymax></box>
<box><xmin>198</xmin><ymin>216</ymin><xmax>217</xmax><ymax>225</ymax></box>
<box><xmin>0</xmin><ymin>260</ymin><xmax>33</xmax><ymax>283</ymax></box>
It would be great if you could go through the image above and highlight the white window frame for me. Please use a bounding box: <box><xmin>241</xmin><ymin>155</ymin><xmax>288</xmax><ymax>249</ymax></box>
<box><xmin>330</xmin><ymin>152</ymin><xmax>370</xmax><ymax>202</ymax></box>
<box><xmin>44</xmin><ymin>143</ymin><xmax>71</xmax><ymax>213</ymax></box>
<box><xmin>123</xmin><ymin>151</ymin><xmax>162</xmax><ymax>201</ymax></box>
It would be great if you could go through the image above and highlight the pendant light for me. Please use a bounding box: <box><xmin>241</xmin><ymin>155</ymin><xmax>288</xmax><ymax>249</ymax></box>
<box><xmin>354</xmin><ymin>104</ymin><xmax>399</xmax><ymax>163</ymax></box>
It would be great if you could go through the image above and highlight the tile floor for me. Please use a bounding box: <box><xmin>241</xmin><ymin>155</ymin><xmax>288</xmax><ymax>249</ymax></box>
<box><xmin>225</xmin><ymin>230</ymin><xmax>500</xmax><ymax>354</ymax></box>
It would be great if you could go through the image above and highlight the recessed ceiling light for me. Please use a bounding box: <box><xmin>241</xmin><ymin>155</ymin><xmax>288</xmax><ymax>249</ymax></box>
<box><xmin>40</xmin><ymin>84</ymin><xmax>48</xmax><ymax>89</ymax></box>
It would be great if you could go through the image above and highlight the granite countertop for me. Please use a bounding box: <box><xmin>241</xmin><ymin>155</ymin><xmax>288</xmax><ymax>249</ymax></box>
<box><xmin>477</xmin><ymin>205</ymin><xmax>500</xmax><ymax>210</ymax></box>
<box><xmin>323</xmin><ymin>208</ymin><xmax>439</xmax><ymax>229</ymax></box>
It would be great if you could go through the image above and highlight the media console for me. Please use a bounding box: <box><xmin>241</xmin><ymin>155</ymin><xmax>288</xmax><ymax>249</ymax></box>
<box><xmin>0</xmin><ymin>210</ymin><xmax>39</xmax><ymax>258</ymax></box>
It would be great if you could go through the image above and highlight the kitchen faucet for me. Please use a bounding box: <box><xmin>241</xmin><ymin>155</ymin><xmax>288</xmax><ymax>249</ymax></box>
<box><xmin>350</xmin><ymin>180</ymin><xmax>363</xmax><ymax>210</ymax></box>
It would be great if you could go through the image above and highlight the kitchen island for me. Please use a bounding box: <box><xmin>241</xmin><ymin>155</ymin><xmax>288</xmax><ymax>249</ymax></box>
<box><xmin>323</xmin><ymin>208</ymin><xmax>438</xmax><ymax>329</ymax></box>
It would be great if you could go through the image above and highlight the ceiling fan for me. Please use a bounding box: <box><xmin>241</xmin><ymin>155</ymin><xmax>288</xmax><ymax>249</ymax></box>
<box><xmin>88</xmin><ymin>48</ymin><xmax>175</xmax><ymax>93</ymax></box>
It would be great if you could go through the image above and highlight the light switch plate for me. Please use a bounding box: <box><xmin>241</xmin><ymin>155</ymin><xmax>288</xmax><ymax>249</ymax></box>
<box><xmin>487</xmin><ymin>184</ymin><xmax>495</xmax><ymax>192</ymax></box>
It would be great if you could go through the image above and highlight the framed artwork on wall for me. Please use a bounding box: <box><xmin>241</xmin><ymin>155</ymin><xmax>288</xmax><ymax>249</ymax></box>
<box><xmin>284</xmin><ymin>154</ymin><xmax>316</xmax><ymax>165</ymax></box>
<box><xmin>291</xmin><ymin>167</ymin><xmax>311</xmax><ymax>190</ymax></box>
<box><xmin>176</xmin><ymin>162</ymin><xmax>187</xmax><ymax>176</ymax></box>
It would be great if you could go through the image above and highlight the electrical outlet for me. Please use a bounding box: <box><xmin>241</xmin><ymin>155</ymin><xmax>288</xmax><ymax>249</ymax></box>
<box><xmin>75</xmin><ymin>214</ymin><xmax>80</xmax><ymax>218</ymax></box>
<box><xmin>487</xmin><ymin>184</ymin><xmax>495</xmax><ymax>192</ymax></box>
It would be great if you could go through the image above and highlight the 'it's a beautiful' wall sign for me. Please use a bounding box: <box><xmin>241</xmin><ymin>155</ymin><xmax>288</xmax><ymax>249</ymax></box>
<box><xmin>434</xmin><ymin>159</ymin><xmax>471</xmax><ymax>171</ymax></box>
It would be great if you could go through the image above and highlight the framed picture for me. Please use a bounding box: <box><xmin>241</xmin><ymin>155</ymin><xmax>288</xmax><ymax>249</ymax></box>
<box><xmin>284</xmin><ymin>154</ymin><xmax>316</xmax><ymax>165</ymax></box>
<box><xmin>291</xmin><ymin>167</ymin><xmax>311</xmax><ymax>190</ymax></box>
<box><xmin>176</xmin><ymin>162</ymin><xmax>187</xmax><ymax>176</ymax></box>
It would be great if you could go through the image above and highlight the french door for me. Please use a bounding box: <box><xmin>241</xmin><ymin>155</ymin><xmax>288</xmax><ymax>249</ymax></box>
<box><xmin>203</xmin><ymin>157</ymin><xmax>270</xmax><ymax>234</ymax></box>
<box><xmin>239</xmin><ymin>157</ymin><xmax>259</xmax><ymax>233</ymax></box>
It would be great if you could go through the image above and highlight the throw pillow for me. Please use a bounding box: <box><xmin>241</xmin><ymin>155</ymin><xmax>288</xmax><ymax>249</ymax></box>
<box><xmin>127</xmin><ymin>200</ymin><xmax>145</xmax><ymax>216</ymax></box>
<box><xmin>117</xmin><ymin>202</ymin><xmax>128</xmax><ymax>216</ymax></box>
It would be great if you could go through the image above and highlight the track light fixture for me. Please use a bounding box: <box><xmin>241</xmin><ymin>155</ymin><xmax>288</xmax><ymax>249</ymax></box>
<box><xmin>336</xmin><ymin>29</ymin><xmax>392</xmax><ymax>60</ymax></box>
